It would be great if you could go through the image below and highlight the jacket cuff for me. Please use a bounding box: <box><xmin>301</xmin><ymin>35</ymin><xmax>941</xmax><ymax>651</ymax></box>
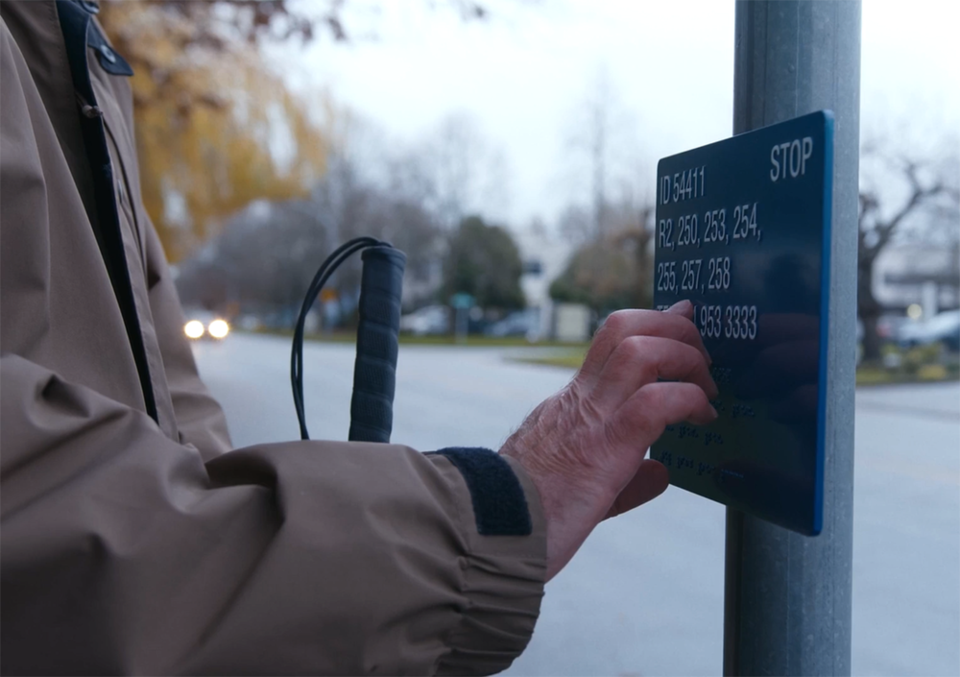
<box><xmin>427</xmin><ymin>449</ymin><xmax>547</xmax><ymax>676</ymax></box>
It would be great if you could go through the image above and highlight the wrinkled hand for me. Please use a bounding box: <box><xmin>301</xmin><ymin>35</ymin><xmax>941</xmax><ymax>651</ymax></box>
<box><xmin>500</xmin><ymin>300</ymin><xmax>717</xmax><ymax>580</ymax></box>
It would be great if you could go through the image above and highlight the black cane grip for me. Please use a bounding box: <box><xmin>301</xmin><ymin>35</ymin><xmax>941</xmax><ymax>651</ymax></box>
<box><xmin>349</xmin><ymin>246</ymin><xmax>406</xmax><ymax>443</ymax></box>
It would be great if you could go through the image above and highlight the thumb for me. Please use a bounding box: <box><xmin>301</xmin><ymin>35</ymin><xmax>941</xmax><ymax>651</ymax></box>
<box><xmin>604</xmin><ymin>459</ymin><xmax>670</xmax><ymax>519</ymax></box>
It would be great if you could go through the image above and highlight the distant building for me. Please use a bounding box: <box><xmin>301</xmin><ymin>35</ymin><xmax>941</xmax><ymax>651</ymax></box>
<box><xmin>874</xmin><ymin>242</ymin><xmax>960</xmax><ymax>317</ymax></box>
<box><xmin>514</xmin><ymin>222</ymin><xmax>573</xmax><ymax>339</ymax></box>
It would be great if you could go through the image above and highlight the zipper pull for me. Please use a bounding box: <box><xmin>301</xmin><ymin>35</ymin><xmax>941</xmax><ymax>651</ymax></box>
<box><xmin>75</xmin><ymin>92</ymin><xmax>103</xmax><ymax>118</ymax></box>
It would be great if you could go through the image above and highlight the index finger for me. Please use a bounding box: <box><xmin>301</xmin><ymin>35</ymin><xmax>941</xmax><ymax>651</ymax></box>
<box><xmin>579</xmin><ymin>304</ymin><xmax>711</xmax><ymax>384</ymax></box>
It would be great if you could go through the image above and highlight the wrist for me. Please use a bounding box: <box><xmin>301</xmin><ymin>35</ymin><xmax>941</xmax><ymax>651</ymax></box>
<box><xmin>500</xmin><ymin>437</ymin><xmax>612</xmax><ymax>581</ymax></box>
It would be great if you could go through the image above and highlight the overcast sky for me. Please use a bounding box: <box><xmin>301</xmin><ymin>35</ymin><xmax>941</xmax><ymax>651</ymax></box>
<box><xmin>275</xmin><ymin>0</ymin><xmax>960</xmax><ymax>227</ymax></box>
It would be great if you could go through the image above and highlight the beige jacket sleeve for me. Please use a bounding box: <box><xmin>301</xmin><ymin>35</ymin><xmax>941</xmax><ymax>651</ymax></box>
<box><xmin>0</xmin><ymin>354</ymin><xmax>546</xmax><ymax>675</ymax></box>
<box><xmin>0</xmin><ymin>12</ymin><xmax>546</xmax><ymax>675</ymax></box>
<box><xmin>0</xmin><ymin>355</ymin><xmax>545</xmax><ymax>677</ymax></box>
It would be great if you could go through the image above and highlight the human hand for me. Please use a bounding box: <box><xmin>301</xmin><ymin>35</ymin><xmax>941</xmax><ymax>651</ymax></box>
<box><xmin>500</xmin><ymin>300</ymin><xmax>717</xmax><ymax>580</ymax></box>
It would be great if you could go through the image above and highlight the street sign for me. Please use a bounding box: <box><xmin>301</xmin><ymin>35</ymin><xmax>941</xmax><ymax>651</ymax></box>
<box><xmin>652</xmin><ymin>111</ymin><xmax>834</xmax><ymax>536</ymax></box>
<box><xmin>450</xmin><ymin>293</ymin><xmax>475</xmax><ymax>309</ymax></box>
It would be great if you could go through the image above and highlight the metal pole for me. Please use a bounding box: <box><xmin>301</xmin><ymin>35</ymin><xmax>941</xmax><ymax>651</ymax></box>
<box><xmin>724</xmin><ymin>2</ymin><xmax>860</xmax><ymax>675</ymax></box>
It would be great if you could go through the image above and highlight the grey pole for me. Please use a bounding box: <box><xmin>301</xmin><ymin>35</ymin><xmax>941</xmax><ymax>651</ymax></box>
<box><xmin>724</xmin><ymin>2</ymin><xmax>861</xmax><ymax>675</ymax></box>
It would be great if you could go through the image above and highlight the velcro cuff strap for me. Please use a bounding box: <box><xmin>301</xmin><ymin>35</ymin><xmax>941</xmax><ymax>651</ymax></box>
<box><xmin>429</xmin><ymin>447</ymin><xmax>532</xmax><ymax>536</ymax></box>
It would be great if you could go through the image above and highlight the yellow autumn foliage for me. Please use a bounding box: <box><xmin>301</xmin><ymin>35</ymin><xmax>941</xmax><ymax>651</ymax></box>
<box><xmin>99</xmin><ymin>1</ymin><xmax>327</xmax><ymax>262</ymax></box>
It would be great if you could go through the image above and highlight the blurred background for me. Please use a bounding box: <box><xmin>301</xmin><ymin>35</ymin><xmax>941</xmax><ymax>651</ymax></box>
<box><xmin>100</xmin><ymin>1</ymin><xmax>958</xmax><ymax>674</ymax></box>
<box><xmin>101</xmin><ymin>0</ymin><xmax>959</xmax><ymax>368</ymax></box>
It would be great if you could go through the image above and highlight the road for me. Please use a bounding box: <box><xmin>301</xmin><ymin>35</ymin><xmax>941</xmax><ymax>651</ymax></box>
<box><xmin>194</xmin><ymin>334</ymin><xmax>960</xmax><ymax>676</ymax></box>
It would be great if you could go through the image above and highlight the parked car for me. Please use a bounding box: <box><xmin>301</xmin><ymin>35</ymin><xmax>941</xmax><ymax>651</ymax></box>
<box><xmin>896</xmin><ymin>310</ymin><xmax>960</xmax><ymax>352</ymax></box>
<box><xmin>877</xmin><ymin>315</ymin><xmax>911</xmax><ymax>343</ymax></box>
<box><xmin>400</xmin><ymin>305</ymin><xmax>450</xmax><ymax>336</ymax></box>
<box><xmin>485</xmin><ymin>309</ymin><xmax>541</xmax><ymax>339</ymax></box>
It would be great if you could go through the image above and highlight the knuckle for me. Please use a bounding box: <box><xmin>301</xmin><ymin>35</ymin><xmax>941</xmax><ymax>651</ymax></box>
<box><xmin>623</xmin><ymin>333</ymin><xmax>654</xmax><ymax>350</ymax></box>
<box><xmin>598</xmin><ymin>310</ymin><xmax>629</xmax><ymax>337</ymax></box>
<box><xmin>607</xmin><ymin>336</ymin><xmax>657</xmax><ymax>375</ymax></box>
<box><xmin>637</xmin><ymin>382</ymin><xmax>669</xmax><ymax>412</ymax></box>
<box><xmin>601</xmin><ymin>309</ymin><xmax>649</xmax><ymax>335</ymax></box>
<box><xmin>612</xmin><ymin>333</ymin><xmax>646</xmax><ymax>359</ymax></box>
<box><xmin>643</xmin><ymin>382</ymin><xmax>697</xmax><ymax>424</ymax></box>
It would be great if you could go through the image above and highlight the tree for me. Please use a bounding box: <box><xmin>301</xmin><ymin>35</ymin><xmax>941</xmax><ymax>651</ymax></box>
<box><xmin>308</xmin><ymin>121</ymin><xmax>443</xmax><ymax>301</ymax></box>
<box><xmin>550</xmin><ymin>200</ymin><xmax>654</xmax><ymax>314</ymax></box>
<box><xmin>99</xmin><ymin>1</ymin><xmax>503</xmax><ymax>262</ymax></box>
<box><xmin>98</xmin><ymin>1</ymin><xmax>336</xmax><ymax>262</ymax></box>
<box><xmin>442</xmin><ymin>216</ymin><xmax>525</xmax><ymax>311</ymax></box>
<box><xmin>556</xmin><ymin>204</ymin><xmax>593</xmax><ymax>246</ymax></box>
<box><xmin>176</xmin><ymin>199</ymin><xmax>330</xmax><ymax>314</ymax></box>
<box><xmin>562</xmin><ymin>66</ymin><xmax>641</xmax><ymax>238</ymax></box>
<box><xmin>858</xmin><ymin>141</ymin><xmax>960</xmax><ymax>361</ymax></box>
<box><xmin>176</xmin><ymin>141</ymin><xmax>443</xmax><ymax>319</ymax></box>
<box><xmin>552</xmin><ymin>66</ymin><xmax>655</xmax><ymax>316</ymax></box>
<box><xmin>415</xmin><ymin>113</ymin><xmax>512</xmax><ymax>229</ymax></box>
<box><xmin>609</xmin><ymin>196</ymin><xmax>656</xmax><ymax>309</ymax></box>
<box><xmin>100</xmin><ymin>0</ymin><xmax>493</xmax><ymax>81</ymax></box>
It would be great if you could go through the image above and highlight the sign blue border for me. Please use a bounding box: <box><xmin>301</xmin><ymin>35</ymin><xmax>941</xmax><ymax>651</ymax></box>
<box><xmin>813</xmin><ymin>113</ymin><xmax>835</xmax><ymax>534</ymax></box>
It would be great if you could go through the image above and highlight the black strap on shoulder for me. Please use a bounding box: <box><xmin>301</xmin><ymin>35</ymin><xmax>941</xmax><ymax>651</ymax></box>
<box><xmin>56</xmin><ymin>0</ymin><xmax>157</xmax><ymax>422</ymax></box>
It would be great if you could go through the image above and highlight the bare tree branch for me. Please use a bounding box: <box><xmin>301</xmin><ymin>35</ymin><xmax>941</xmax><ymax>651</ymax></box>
<box><xmin>857</xmin><ymin>141</ymin><xmax>960</xmax><ymax>361</ymax></box>
<box><xmin>116</xmin><ymin>0</ymin><xmax>490</xmax><ymax>46</ymax></box>
<box><xmin>859</xmin><ymin>156</ymin><xmax>954</xmax><ymax>260</ymax></box>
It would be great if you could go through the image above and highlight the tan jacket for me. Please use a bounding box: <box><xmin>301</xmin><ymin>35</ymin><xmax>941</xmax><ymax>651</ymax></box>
<box><xmin>0</xmin><ymin>2</ymin><xmax>545</xmax><ymax>673</ymax></box>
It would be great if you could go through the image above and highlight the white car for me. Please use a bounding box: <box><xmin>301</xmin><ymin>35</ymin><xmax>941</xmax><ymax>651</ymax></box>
<box><xmin>897</xmin><ymin>310</ymin><xmax>960</xmax><ymax>352</ymax></box>
<box><xmin>399</xmin><ymin>305</ymin><xmax>450</xmax><ymax>336</ymax></box>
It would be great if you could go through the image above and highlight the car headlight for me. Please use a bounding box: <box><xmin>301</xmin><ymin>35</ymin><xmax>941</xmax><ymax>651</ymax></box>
<box><xmin>184</xmin><ymin>320</ymin><xmax>205</xmax><ymax>339</ymax></box>
<box><xmin>208</xmin><ymin>319</ymin><xmax>230</xmax><ymax>339</ymax></box>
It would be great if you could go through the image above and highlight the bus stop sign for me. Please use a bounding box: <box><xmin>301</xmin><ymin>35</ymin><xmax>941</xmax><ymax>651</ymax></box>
<box><xmin>652</xmin><ymin>111</ymin><xmax>834</xmax><ymax>536</ymax></box>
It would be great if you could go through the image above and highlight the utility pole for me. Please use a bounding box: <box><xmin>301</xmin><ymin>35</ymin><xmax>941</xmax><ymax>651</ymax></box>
<box><xmin>724</xmin><ymin>2</ymin><xmax>861</xmax><ymax>675</ymax></box>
